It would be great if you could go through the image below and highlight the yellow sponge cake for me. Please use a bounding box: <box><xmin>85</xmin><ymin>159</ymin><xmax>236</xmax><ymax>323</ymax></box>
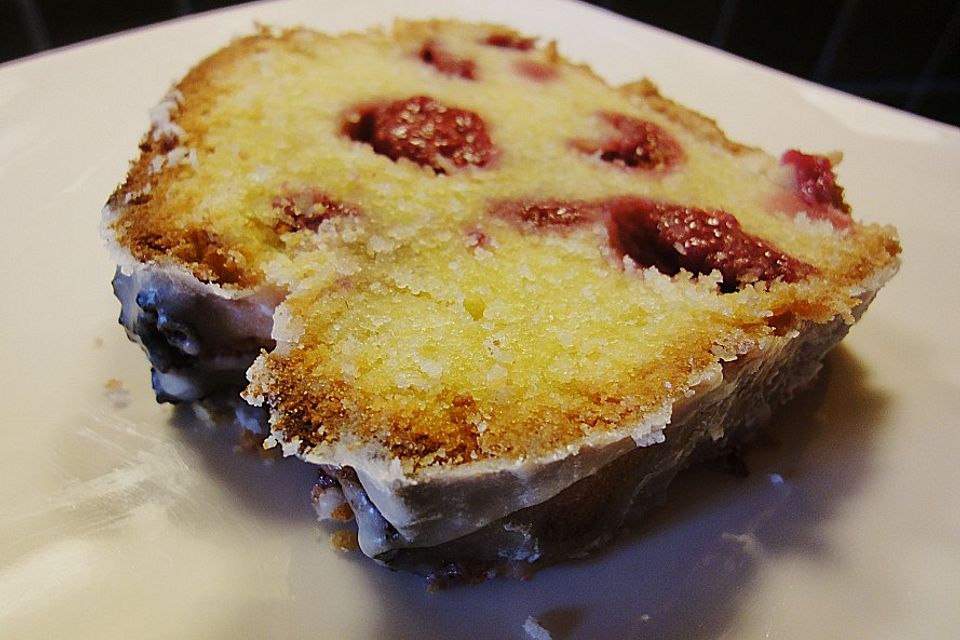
<box><xmin>103</xmin><ymin>20</ymin><xmax>899</xmax><ymax>584</ymax></box>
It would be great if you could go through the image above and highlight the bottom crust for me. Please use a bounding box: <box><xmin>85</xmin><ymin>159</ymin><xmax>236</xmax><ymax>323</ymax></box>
<box><xmin>323</xmin><ymin>314</ymin><xmax>853</xmax><ymax>586</ymax></box>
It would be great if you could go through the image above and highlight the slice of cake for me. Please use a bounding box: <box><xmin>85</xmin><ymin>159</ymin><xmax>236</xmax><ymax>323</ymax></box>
<box><xmin>102</xmin><ymin>20</ymin><xmax>900</xmax><ymax>585</ymax></box>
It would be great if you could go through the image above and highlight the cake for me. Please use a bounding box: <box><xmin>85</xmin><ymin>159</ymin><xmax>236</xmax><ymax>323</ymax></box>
<box><xmin>102</xmin><ymin>20</ymin><xmax>900</xmax><ymax>585</ymax></box>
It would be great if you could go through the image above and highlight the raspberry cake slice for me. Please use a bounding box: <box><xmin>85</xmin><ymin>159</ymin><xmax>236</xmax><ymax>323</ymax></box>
<box><xmin>102</xmin><ymin>20</ymin><xmax>900</xmax><ymax>584</ymax></box>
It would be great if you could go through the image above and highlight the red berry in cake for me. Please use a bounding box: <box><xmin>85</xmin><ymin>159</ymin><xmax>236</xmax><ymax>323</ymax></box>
<box><xmin>343</xmin><ymin>96</ymin><xmax>495</xmax><ymax>173</ymax></box>
<box><xmin>515</xmin><ymin>60</ymin><xmax>559</xmax><ymax>82</ymax></box>
<box><xmin>482</xmin><ymin>33</ymin><xmax>536</xmax><ymax>50</ymax></box>
<box><xmin>491</xmin><ymin>196</ymin><xmax>812</xmax><ymax>291</ymax></box>
<box><xmin>491</xmin><ymin>199</ymin><xmax>592</xmax><ymax>228</ymax></box>
<box><xmin>419</xmin><ymin>41</ymin><xmax>476</xmax><ymax>79</ymax></box>
<box><xmin>781</xmin><ymin>150</ymin><xmax>850</xmax><ymax>213</ymax></box>
<box><xmin>465</xmin><ymin>229</ymin><xmax>491</xmax><ymax>250</ymax></box>
<box><xmin>606</xmin><ymin>197</ymin><xmax>814</xmax><ymax>291</ymax></box>
<box><xmin>574</xmin><ymin>113</ymin><xmax>684</xmax><ymax>171</ymax></box>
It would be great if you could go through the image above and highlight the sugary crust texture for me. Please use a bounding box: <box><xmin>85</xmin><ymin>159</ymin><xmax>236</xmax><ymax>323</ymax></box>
<box><xmin>105</xmin><ymin>20</ymin><xmax>900</xmax><ymax>474</ymax></box>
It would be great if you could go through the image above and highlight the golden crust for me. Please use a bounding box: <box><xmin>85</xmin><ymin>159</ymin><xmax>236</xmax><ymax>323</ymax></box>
<box><xmin>107</xmin><ymin>33</ymin><xmax>273</xmax><ymax>288</ymax></box>
<box><xmin>248</xmin><ymin>330</ymin><xmax>727</xmax><ymax>464</ymax></box>
<box><xmin>619</xmin><ymin>78</ymin><xmax>756</xmax><ymax>156</ymax></box>
<box><xmin>106</xmin><ymin>20</ymin><xmax>900</xmax><ymax>470</ymax></box>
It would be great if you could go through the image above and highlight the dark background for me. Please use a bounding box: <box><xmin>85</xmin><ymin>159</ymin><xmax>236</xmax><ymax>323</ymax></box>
<box><xmin>2</xmin><ymin>0</ymin><xmax>958</xmax><ymax>126</ymax></box>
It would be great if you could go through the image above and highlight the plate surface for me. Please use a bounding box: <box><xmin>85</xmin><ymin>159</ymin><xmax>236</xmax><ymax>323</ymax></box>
<box><xmin>1</xmin><ymin>1</ymin><xmax>959</xmax><ymax>638</ymax></box>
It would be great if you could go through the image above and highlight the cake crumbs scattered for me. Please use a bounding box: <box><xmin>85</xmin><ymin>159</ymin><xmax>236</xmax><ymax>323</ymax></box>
<box><xmin>104</xmin><ymin>378</ymin><xmax>130</xmax><ymax>408</ymax></box>
<box><xmin>331</xmin><ymin>529</ymin><xmax>360</xmax><ymax>552</ymax></box>
<box><xmin>330</xmin><ymin>503</ymin><xmax>354</xmax><ymax>521</ymax></box>
<box><xmin>312</xmin><ymin>483</ymin><xmax>354</xmax><ymax>522</ymax></box>
<box><xmin>522</xmin><ymin>616</ymin><xmax>552</xmax><ymax>640</ymax></box>
<box><xmin>235</xmin><ymin>428</ymin><xmax>279</xmax><ymax>459</ymax></box>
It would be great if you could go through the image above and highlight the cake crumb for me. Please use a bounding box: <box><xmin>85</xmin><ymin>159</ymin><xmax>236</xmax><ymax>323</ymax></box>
<box><xmin>236</xmin><ymin>428</ymin><xmax>278</xmax><ymax>459</ymax></box>
<box><xmin>331</xmin><ymin>529</ymin><xmax>360</xmax><ymax>552</ymax></box>
<box><xmin>312</xmin><ymin>483</ymin><xmax>355</xmax><ymax>522</ymax></box>
<box><xmin>522</xmin><ymin>616</ymin><xmax>552</xmax><ymax>640</ymax></box>
<box><xmin>330</xmin><ymin>503</ymin><xmax>354</xmax><ymax>521</ymax></box>
<box><xmin>93</xmin><ymin>337</ymin><xmax>104</xmax><ymax>348</ymax></box>
<box><xmin>104</xmin><ymin>378</ymin><xmax>130</xmax><ymax>408</ymax></box>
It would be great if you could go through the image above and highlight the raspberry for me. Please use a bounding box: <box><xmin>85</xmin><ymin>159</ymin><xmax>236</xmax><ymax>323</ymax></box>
<box><xmin>491</xmin><ymin>196</ymin><xmax>813</xmax><ymax>291</ymax></box>
<box><xmin>491</xmin><ymin>199</ymin><xmax>591</xmax><ymax>227</ymax></box>
<box><xmin>465</xmin><ymin>229</ymin><xmax>490</xmax><ymax>250</ymax></box>
<box><xmin>607</xmin><ymin>197</ymin><xmax>814</xmax><ymax>291</ymax></box>
<box><xmin>514</xmin><ymin>60</ymin><xmax>558</xmax><ymax>82</ymax></box>
<box><xmin>343</xmin><ymin>96</ymin><xmax>495</xmax><ymax>174</ymax></box>
<box><xmin>781</xmin><ymin>150</ymin><xmax>850</xmax><ymax>213</ymax></box>
<box><xmin>419</xmin><ymin>41</ymin><xmax>476</xmax><ymax>79</ymax></box>
<box><xmin>482</xmin><ymin>33</ymin><xmax>536</xmax><ymax>50</ymax></box>
<box><xmin>574</xmin><ymin>113</ymin><xmax>683</xmax><ymax>171</ymax></box>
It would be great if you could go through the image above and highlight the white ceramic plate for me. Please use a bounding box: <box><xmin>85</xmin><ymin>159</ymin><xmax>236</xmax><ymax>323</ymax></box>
<box><xmin>2</xmin><ymin>1</ymin><xmax>958</xmax><ymax>638</ymax></box>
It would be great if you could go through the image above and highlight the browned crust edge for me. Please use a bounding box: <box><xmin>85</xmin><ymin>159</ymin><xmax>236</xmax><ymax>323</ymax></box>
<box><xmin>619</xmin><ymin>78</ymin><xmax>757</xmax><ymax>156</ymax></box>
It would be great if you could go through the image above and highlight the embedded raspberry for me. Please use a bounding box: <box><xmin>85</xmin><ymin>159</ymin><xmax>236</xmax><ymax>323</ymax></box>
<box><xmin>343</xmin><ymin>97</ymin><xmax>495</xmax><ymax>173</ymax></box>
<box><xmin>781</xmin><ymin>150</ymin><xmax>850</xmax><ymax>213</ymax></box>
<box><xmin>465</xmin><ymin>229</ymin><xmax>490</xmax><ymax>250</ymax></box>
<box><xmin>273</xmin><ymin>187</ymin><xmax>361</xmax><ymax>233</ymax></box>
<box><xmin>606</xmin><ymin>197</ymin><xmax>814</xmax><ymax>291</ymax></box>
<box><xmin>488</xmin><ymin>196</ymin><xmax>810</xmax><ymax>290</ymax></box>
<box><xmin>574</xmin><ymin>113</ymin><xmax>684</xmax><ymax>171</ymax></box>
<box><xmin>515</xmin><ymin>60</ymin><xmax>558</xmax><ymax>82</ymax></box>
<box><xmin>491</xmin><ymin>199</ymin><xmax>593</xmax><ymax>228</ymax></box>
<box><xmin>419</xmin><ymin>41</ymin><xmax>476</xmax><ymax>79</ymax></box>
<box><xmin>482</xmin><ymin>33</ymin><xmax>536</xmax><ymax>50</ymax></box>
